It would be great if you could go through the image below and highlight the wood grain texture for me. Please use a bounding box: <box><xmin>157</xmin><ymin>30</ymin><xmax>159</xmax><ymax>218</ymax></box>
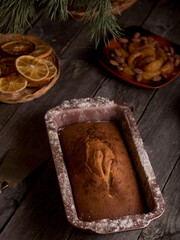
<box><xmin>0</xmin><ymin>160</ymin><xmax>48</xmax><ymax>231</ymax></box>
<box><xmin>139</xmin><ymin>158</ymin><xmax>180</xmax><ymax>240</ymax></box>
<box><xmin>137</xmin><ymin>78</ymin><xmax>180</xmax><ymax>187</ymax></box>
<box><xmin>116</xmin><ymin>0</ymin><xmax>156</xmax><ymax>28</ymax></box>
<box><xmin>0</xmin><ymin>0</ymin><xmax>180</xmax><ymax>239</ymax></box>
<box><xmin>143</xmin><ymin>0</ymin><xmax>180</xmax><ymax>44</ymax></box>
<box><xmin>27</xmin><ymin>17</ymin><xmax>85</xmax><ymax>55</ymax></box>
<box><xmin>0</xmin><ymin>104</ymin><xmax>21</xmax><ymax>130</ymax></box>
<box><xmin>94</xmin><ymin>77</ymin><xmax>155</xmax><ymax>121</ymax></box>
<box><xmin>0</xmin><ymin>160</ymin><xmax>72</xmax><ymax>240</ymax></box>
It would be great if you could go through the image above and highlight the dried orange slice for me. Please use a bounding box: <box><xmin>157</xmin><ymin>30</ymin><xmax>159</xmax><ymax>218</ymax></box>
<box><xmin>27</xmin><ymin>59</ymin><xmax>57</xmax><ymax>87</ymax></box>
<box><xmin>40</xmin><ymin>59</ymin><xmax>57</xmax><ymax>79</ymax></box>
<box><xmin>16</xmin><ymin>55</ymin><xmax>49</xmax><ymax>81</ymax></box>
<box><xmin>30</xmin><ymin>44</ymin><xmax>52</xmax><ymax>59</ymax></box>
<box><xmin>27</xmin><ymin>78</ymin><xmax>50</xmax><ymax>87</ymax></box>
<box><xmin>1</xmin><ymin>40</ymin><xmax>34</xmax><ymax>55</ymax></box>
<box><xmin>0</xmin><ymin>73</ymin><xmax>27</xmax><ymax>93</ymax></box>
<box><xmin>0</xmin><ymin>58</ymin><xmax>17</xmax><ymax>76</ymax></box>
<box><xmin>0</xmin><ymin>34</ymin><xmax>23</xmax><ymax>46</ymax></box>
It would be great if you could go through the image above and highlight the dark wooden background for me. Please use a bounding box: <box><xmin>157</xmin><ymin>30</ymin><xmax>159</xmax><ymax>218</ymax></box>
<box><xmin>0</xmin><ymin>0</ymin><xmax>180</xmax><ymax>239</ymax></box>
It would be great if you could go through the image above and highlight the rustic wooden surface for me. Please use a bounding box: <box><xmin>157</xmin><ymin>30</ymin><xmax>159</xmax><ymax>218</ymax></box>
<box><xmin>0</xmin><ymin>0</ymin><xmax>180</xmax><ymax>239</ymax></box>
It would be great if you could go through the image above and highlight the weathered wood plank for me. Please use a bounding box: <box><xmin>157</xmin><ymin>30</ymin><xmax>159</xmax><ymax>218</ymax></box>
<box><xmin>139</xmin><ymin>158</ymin><xmax>180</xmax><ymax>240</ymax></box>
<box><xmin>0</xmin><ymin>104</ymin><xmax>20</xmax><ymax>130</ymax></box>
<box><xmin>116</xmin><ymin>0</ymin><xmax>156</xmax><ymax>28</ymax></box>
<box><xmin>1</xmin><ymin>0</ymin><xmax>180</xmax><ymax>239</ymax></box>
<box><xmin>26</xmin><ymin>17</ymin><xmax>85</xmax><ymax>54</ymax></box>
<box><xmin>0</xmin><ymin>160</ymin><xmax>48</xmax><ymax>231</ymax></box>
<box><xmin>136</xmin><ymin>78</ymin><xmax>180</xmax><ymax>187</ymax></box>
<box><xmin>143</xmin><ymin>0</ymin><xmax>180</xmax><ymax>44</ymax></box>
<box><xmin>0</xmin><ymin>159</ymin><xmax>73</xmax><ymax>240</ymax></box>
<box><xmin>94</xmin><ymin>77</ymin><xmax>155</xmax><ymax>121</ymax></box>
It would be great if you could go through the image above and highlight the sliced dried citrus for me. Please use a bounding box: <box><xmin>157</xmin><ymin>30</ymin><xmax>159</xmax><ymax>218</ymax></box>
<box><xmin>27</xmin><ymin>59</ymin><xmax>57</xmax><ymax>87</ymax></box>
<box><xmin>0</xmin><ymin>73</ymin><xmax>27</xmax><ymax>93</ymax></box>
<box><xmin>40</xmin><ymin>59</ymin><xmax>57</xmax><ymax>79</ymax></box>
<box><xmin>27</xmin><ymin>78</ymin><xmax>50</xmax><ymax>87</ymax></box>
<box><xmin>0</xmin><ymin>34</ymin><xmax>23</xmax><ymax>46</ymax></box>
<box><xmin>0</xmin><ymin>58</ymin><xmax>17</xmax><ymax>76</ymax></box>
<box><xmin>16</xmin><ymin>55</ymin><xmax>49</xmax><ymax>81</ymax></box>
<box><xmin>30</xmin><ymin>44</ymin><xmax>52</xmax><ymax>59</ymax></box>
<box><xmin>1</xmin><ymin>40</ymin><xmax>34</xmax><ymax>55</ymax></box>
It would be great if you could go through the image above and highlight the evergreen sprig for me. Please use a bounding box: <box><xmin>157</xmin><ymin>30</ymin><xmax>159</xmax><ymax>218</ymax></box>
<box><xmin>84</xmin><ymin>0</ymin><xmax>123</xmax><ymax>47</ymax></box>
<box><xmin>0</xmin><ymin>0</ymin><xmax>122</xmax><ymax>46</ymax></box>
<box><xmin>0</xmin><ymin>0</ymin><xmax>36</xmax><ymax>34</ymax></box>
<box><xmin>40</xmin><ymin>0</ymin><xmax>69</xmax><ymax>21</ymax></box>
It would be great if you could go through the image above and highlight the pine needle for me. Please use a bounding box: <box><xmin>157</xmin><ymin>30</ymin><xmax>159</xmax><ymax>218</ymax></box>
<box><xmin>0</xmin><ymin>0</ymin><xmax>123</xmax><ymax>47</ymax></box>
<box><xmin>40</xmin><ymin>0</ymin><xmax>69</xmax><ymax>21</ymax></box>
<box><xmin>0</xmin><ymin>0</ymin><xmax>36</xmax><ymax>34</ymax></box>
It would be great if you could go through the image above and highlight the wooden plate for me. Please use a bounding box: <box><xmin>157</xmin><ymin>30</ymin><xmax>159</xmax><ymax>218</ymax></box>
<box><xmin>96</xmin><ymin>26</ymin><xmax>180</xmax><ymax>89</ymax></box>
<box><xmin>0</xmin><ymin>34</ymin><xmax>60</xmax><ymax>104</ymax></box>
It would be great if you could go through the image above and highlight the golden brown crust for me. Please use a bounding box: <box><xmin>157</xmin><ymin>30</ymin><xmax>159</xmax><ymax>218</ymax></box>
<box><xmin>59</xmin><ymin>121</ymin><xmax>145</xmax><ymax>221</ymax></box>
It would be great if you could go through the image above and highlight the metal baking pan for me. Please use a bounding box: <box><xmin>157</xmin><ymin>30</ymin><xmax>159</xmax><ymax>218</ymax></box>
<box><xmin>45</xmin><ymin>97</ymin><xmax>165</xmax><ymax>234</ymax></box>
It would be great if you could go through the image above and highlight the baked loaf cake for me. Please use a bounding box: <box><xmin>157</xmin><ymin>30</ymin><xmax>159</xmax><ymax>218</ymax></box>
<box><xmin>59</xmin><ymin>121</ymin><xmax>145</xmax><ymax>221</ymax></box>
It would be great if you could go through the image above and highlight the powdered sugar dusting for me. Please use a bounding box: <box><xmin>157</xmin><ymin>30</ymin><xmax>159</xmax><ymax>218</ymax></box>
<box><xmin>46</xmin><ymin>96</ymin><xmax>115</xmax><ymax>117</ymax></box>
<box><xmin>123</xmin><ymin>107</ymin><xmax>156</xmax><ymax>181</ymax></box>
<box><xmin>133</xmin><ymin>137</ymin><xmax>155</xmax><ymax>180</ymax></box>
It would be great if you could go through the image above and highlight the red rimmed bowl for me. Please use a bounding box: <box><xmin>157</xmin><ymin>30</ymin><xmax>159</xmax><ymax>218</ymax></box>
<box><xmin>96</xmin><ymin>26</ymin><xmax>180</xmax><ymax>89</ymax></box>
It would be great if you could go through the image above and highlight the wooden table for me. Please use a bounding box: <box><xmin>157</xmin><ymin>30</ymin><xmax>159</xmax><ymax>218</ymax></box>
<box><xmin>0</xmin><ymin>0</ymin><xmax>180</xmax><ymax>239</ymax></box>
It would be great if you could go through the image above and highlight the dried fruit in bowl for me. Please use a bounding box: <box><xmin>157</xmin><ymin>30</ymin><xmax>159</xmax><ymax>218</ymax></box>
<box><xmin>109</xmin><ymin>31</ymin><xmax>180</xmax><ymax>85</ymax></box>
<box><xmin>0</xmin><ymin>34</ymin><xmax>58</xmax><ymax>98</ymax></box>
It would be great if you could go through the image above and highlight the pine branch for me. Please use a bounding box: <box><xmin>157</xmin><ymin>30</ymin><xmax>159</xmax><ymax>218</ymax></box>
<box><xmin>0</xmin><ymin>0</ymin><xmax>123</xmax><ymax>47</ymax></box>
<box><xmin>0</xmin><ymin>0</ymin><xmax>36</xmax><ymax>34</ymax></box>
<box><xmin>84</xmin><ymin>0</ymin><xmax>123</xmax><ymax>47</ymax></box>
<box><xmin>40</xmin><ymin>0</ymin><xmax>69</xmax><ymax>21</ymax></box>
